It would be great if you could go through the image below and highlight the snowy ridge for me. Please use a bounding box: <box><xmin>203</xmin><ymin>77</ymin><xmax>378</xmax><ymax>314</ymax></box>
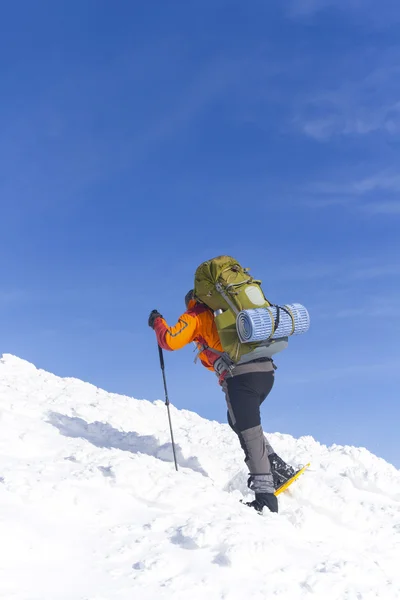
<box><xmin>0</xmin><ymin>354</ymin><xmax>399</xmax><ymax>600</ymax></box>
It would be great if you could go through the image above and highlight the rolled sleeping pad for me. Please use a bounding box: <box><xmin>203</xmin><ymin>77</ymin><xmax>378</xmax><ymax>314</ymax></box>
<box><xmin>236</xmin><ymin>303</ymin><xmax>310</xmax><ymax>344</ymax></box>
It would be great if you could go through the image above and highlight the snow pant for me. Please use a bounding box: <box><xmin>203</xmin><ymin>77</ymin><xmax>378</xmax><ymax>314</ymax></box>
<box><xmin>222</xmin><ymin>361</ymin><xmax>275</xmax><ymax>494</ymax></box>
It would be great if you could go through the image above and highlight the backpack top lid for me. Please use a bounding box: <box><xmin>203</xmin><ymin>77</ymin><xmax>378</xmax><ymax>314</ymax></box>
<box><xmin>194</xmin><ymin>255</ymin><xmax>269</xmax><ymax>313</ymax></box>
<box><xmin>194</xmin><ymin>256</ymin><xmax>241</xmax><ymax>311</ymax></box>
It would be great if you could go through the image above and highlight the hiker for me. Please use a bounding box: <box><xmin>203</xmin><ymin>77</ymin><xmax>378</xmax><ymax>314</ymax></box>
<box><xmin>148</xmin><ymin>292</ymin><xmax>296</xmax><ymax>514</ymax></box>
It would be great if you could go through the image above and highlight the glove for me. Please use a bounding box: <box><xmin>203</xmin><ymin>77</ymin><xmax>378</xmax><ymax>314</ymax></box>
<box><xmin>148</xmin><ymin>309</ymin><xmax>163</xmax><ymax>329</ymax></box>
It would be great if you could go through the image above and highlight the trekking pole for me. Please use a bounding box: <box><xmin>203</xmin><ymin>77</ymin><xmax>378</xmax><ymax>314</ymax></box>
<box><xmin>158</xmin><ymin>345</ymin><xmax>178</xmax><ymax>471</ymax></box>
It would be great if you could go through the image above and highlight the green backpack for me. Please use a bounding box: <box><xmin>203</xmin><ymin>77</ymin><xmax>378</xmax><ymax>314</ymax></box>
<box><xmin>194</xmin><ymin>255</ymin><xmax>280</xmax><ymax>362</ymax></box>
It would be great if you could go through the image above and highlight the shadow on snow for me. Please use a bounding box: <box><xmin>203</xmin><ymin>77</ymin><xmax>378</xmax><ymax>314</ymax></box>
<box><xmin>47</xmin><ymin>411</ymin><xmax>208</xmax><ymax>477</ymax></box>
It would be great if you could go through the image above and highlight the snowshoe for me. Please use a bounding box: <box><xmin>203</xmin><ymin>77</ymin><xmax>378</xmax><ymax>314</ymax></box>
<box><xmin>274</xmin><ymin>463</ymin><xmax>310</xmax><ymax>496</ymax></box>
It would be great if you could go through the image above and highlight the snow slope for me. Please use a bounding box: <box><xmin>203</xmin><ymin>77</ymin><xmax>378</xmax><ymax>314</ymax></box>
<box><xmin>0</xmin><ymin>354</ymin><xmax>399</xmax><ymax>600</ymax></box>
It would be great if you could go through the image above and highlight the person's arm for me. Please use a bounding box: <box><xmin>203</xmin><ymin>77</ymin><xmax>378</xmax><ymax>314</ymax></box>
<box><xmin>152</xmin><ymin>311</ymin><xmax>198</xmax><ymax>351</ymax></box>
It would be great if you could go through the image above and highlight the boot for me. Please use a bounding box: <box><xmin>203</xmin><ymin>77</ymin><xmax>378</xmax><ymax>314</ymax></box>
<box><xmin>269</xmin><ymin>453</ymin><xmax>296</xmax><ymax>489</ymax></box>
<box><xmin>245</xmin><ymin>492</ymin><xmax>278</xmax><ymax>514</ymax></box>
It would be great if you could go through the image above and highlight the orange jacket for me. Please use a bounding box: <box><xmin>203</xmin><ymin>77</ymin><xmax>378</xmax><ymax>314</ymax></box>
<box><xmin>154</xmin><ymin>300</ymin><xmax>223</xmax><ymax>372</ymax></box>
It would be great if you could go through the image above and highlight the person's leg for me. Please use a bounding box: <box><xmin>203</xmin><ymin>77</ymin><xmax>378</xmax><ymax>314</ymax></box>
<box><xmin>225</xmin><ymin>371</ymin><xmax>275</xmax><ymax>474</ymax></box>
<box><xmin>258</xmin><ymin>379</ymin><xmax>296</xmax><ymax>486</ymax></box>
<box><xmin>226</xmin><ymin>371</ymin><xmax>277</xmax><ymax>511</ymax></box>
<box><xmin>258</xmin><ymin>379</ymin><xmax>275</xmax><ymax>457</ymax></box>
<box><xmin>227</xmin><ymin>409</ymin><xmax>249</xmax><ymax>460</ymax></box>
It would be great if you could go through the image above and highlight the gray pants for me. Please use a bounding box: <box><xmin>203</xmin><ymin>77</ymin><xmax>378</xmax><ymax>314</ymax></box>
<box><xmin>223</xmin><ymin>362</ymin><xmax>275</xmax><ymax>494</ymax></box>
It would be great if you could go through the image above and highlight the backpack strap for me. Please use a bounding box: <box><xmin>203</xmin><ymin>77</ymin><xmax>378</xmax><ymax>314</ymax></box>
<box><xmin>267</xmin><ymin>304</ymin><xmax>296</xmax><ymax>337</ymax></box>
<box><xmin>273</xmin><ymin>305</ymin><xmax>281</xmax><ymax>334</ymax></box>
<box><xmin>192</xmin><ymin>341</ymin><xmax>235</xmax><ymax>374</ymax></box>
<box><xmin>274</xmin><ymin>305</ymin><xmax>295</xmax><ymax>336</ymax></box>
<box><xmin>193</xmin><ymin>341</ymin><xmax>230</xmax><ymax>362</ymax></box>
<box><xmin>215</xmin><ymin>282</ymin><xmax>240</xmax><ymax>314</ymax></box>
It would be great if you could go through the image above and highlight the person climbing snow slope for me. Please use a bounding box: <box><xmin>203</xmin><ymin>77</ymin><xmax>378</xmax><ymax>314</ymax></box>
<box><xmin>148</xmin><ymin>282</ymin><xmax>296</xmax><ymax>515</ymax></box>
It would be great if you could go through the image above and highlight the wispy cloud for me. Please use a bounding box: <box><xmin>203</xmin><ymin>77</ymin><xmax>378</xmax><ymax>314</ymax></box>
<box><xmin>304</xmin><ymin>170</ymin><xmax>400</xmax><ymax>213</ymax></box>
<box><xmin>298</xmin><ymin>107</ymin><xmax>400</xmax><ymax>140</ymax></box>
<box><xmin>288</xmin><ymin>0</ymin><xmax>400</xmax><ymax>24</ymax></box>
<box><xmin>297</xmin><ymin>106</ymin><xmax>400</xmax><ymax>141</ymax></box>
<box><xmin>274</xmin><ymin>259</ymin><xmax>400</xmax><ymax>283</ymax></box>
<box><xmin>350</xmin><ymin>265</ymin><xmax>400</xmax><ymax>280</ymax></box>
<box><xmin>309</xmin><ymin>171</ymin><xmax>400</xmax><ymax>196</ymax></box>
<box><xmin>363</xmin><ymin>201</ymin><xmax>400</xmax><ymax>215</ymax></box>
<box><xmin>317</xmin><ymin>293</ymin><xmax>400</xmax><ymax>319</ymax></box>
<box><xmin>292</xmin><ymin>52</ymin><xmax>400</xmax><ymax>140</ymax></box>
<box><xmin>333</xmin><ymin>307</ymin><xmax>386</xmax><ymax>319</ymax></box>
<box><xmin>288</xmin><ymin>358</ymin><xmax>400</xmax><ymax>384</ymax></box>
<box><xmin>296</xmin><ymin>90</ymin><xmax>400</xmax><ymax>141</ymax></box>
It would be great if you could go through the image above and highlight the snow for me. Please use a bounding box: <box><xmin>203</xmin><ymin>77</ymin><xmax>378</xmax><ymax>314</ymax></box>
<box><xmin>0</xmin><ymin>354</ymin><xmax>399</xmax><ymax>600</ymax></box>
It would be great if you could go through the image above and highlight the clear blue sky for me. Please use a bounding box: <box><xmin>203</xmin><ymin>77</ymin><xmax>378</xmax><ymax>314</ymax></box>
<box><xmin>1</xmin><ymin>1</ymin><xmax>399</xmax><ymax>467</ymax></box>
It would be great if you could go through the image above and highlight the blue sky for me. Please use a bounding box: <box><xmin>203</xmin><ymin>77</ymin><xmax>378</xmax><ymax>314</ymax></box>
<box><xmin>1</xmin><ymin>1</ymin><xmax>399</xmax><ymax>467</ymax></box>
